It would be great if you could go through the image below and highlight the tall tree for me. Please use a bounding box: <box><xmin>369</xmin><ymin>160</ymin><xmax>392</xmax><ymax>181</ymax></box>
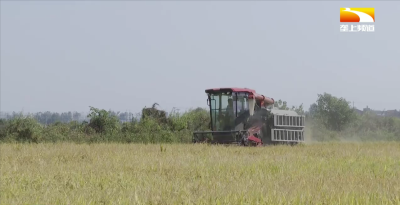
<box><xmin>313</xmin><ymin>93</ymin><xmax>356</xmax><ymax>131</ymax></box>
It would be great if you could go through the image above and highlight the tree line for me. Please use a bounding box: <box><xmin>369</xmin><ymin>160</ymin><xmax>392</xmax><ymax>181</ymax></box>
<box><xmin>0</xmin><ymin>92</ymin><xmax>399</xmax><ymax>143</ymax></box>
<box><xmin>0</xmin><ymin>111</ymin><xmax>137</xmax><ymax>125</ymax></box>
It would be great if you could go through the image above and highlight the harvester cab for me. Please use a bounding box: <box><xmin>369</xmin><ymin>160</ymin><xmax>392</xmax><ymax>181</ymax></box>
<box><xmin>193</xmin><ymin>87</ymin><xmax>305</xmax><ymax>146</ymax></box>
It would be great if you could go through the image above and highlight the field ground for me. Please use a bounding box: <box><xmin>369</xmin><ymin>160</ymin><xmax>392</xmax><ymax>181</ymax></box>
<box><xmin>1</xmin><ymin>142</ymin><xmax>400</xmax><ymax>205</ymax></box>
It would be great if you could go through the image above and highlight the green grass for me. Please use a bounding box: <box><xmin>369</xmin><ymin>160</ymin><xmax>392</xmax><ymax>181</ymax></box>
<box><xmin>1</xmin><ymin>142</ymin><xmax>400</xmax><ymax>204</ymax></box>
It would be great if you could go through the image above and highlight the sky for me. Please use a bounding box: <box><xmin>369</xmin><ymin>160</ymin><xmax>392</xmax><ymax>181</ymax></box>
<box><xmin>1</xmin><ymin>1</ymin><xmax>399</xmax><ymax>114</ymax></box>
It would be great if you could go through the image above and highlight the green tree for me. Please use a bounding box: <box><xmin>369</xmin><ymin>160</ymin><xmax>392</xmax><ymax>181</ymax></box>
<box><xmin>4</xmin><ymin>115</ymin><xmax>43</xmax><ymax>143</ymax></box>
<box><xmin>313</xmin><ymin>93</ymin><xmax>356</xmax><ymax>131</ymax></box>
<box><xmin>274</xmin><ymin>99</ymin><xmax>289</xmax><ymax>110</ymax></box>
<box><xmin>308</xmin><ymin>103</ymin><xmax>318</xmax><ymax>118</ymax></box>
<box><xmin>274</xmin><ymin>99</ymin><xmax>304</xmax><ymax>115</ymax></box>
<box><xmin>87</xmin><ymin>106</ymin><xmax>120</xmax><ymax>134</ymax></box>
<box><xmin>292</xmin><ymin>104</ymin><xmax>305</xmax><ymax>115</ymax></box>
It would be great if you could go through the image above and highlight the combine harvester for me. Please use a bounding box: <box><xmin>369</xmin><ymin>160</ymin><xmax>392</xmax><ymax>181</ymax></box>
<box><xmin>193</xmin><ymin>87</ymin><xmax>305</xmax><ymax>146</ymax></box>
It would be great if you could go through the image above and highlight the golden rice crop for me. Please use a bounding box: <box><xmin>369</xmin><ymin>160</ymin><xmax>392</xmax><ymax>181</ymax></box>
<box><xmin>1</xmin><ymin>142</ymin><xmax>400</xmax><ymax>205</ymax></box>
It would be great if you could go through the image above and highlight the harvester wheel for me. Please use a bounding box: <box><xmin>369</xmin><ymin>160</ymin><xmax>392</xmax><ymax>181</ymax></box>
<box><xmin>240</xmin><ymin>137</ymin><xmax>248</xmax><ymax>146</ymax></box>
<box><xmin>259</xmin><ymin>123</ymin><xmax>270</xmax><ymax>146</ymax></box>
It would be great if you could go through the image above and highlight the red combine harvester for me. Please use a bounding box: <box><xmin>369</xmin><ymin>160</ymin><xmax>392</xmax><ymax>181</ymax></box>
<box><xmin>193</xmin><ymin>87</ymin><xmax>305</xmax><ymax>146</ymax></box>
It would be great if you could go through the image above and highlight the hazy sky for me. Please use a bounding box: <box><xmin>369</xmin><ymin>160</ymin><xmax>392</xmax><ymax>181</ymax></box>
<box><xmin>1</xmin><ymin>1</ymin><xmax>399</xmax><ymax>114</ymax></box>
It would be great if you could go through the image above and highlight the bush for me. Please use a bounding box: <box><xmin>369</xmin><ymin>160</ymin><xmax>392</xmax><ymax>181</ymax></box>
<box><xmin>3</xmin><ymin>116</ymin><xmax>43</xmax><ymax>143</ymax></box>
<box><xmin>86</xmin><ymin>107</ymin><xmax>121</xmax><ymax>135</ymax></box>
<box><xmin>0</xmin><ymin>105</ymin><xmax>210</xmax><ymax>144</ymax></box>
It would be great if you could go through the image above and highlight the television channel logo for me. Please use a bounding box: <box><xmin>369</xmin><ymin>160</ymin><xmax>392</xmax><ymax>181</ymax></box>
<box><xmin>340</xmin><ymin>8</ymin><xmax>375</xmax><ymax>32</ymax></box>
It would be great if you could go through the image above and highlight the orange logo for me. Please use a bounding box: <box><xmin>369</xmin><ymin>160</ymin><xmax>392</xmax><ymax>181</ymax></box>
<box><xmin>340</xmin><ymin>8</ymin><xmax>375</xmax><ymax>22</ymax></box>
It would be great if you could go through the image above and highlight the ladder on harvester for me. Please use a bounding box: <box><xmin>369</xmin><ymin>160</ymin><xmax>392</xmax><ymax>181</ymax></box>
<box><xmin>271</xmin><ymin>114</ymin><xmax>305</xmax><ymax>142</ymax></box>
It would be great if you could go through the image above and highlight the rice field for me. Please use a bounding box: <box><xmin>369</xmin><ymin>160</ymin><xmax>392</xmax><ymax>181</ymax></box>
<box><xmin>1</xmin><ymin>142</ymin><xmax>400</xmax><ymax>204</ymax></box>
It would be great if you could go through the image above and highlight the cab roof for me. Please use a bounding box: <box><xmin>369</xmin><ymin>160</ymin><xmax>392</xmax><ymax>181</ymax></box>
<box><xmin>205</xmin><ymin>87</ymin><xmax>256</xmax><ymax>93</ymax></box>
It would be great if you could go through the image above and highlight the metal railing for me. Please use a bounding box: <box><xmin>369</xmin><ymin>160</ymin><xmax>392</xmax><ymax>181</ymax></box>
<box><xmin>273</xmin><ymin>115</ymin><xmax>305</xmax><ymax>127</ymax></box>
<box><xmin>271</xmin><ymin>129</ymin><xmax>304</xmax><ymax>142</ymax></box>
